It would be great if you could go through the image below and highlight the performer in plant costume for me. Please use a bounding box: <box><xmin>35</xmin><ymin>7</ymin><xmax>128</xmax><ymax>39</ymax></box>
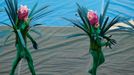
<box><xmin>64</xmin><ymin>0</ymin><xmax>121</xmax><ymax>75</ymax></box>
<box><xmin>1</xmin><ymin>0</ymin><xmax>51</xmax><ymax>75</ymax></box>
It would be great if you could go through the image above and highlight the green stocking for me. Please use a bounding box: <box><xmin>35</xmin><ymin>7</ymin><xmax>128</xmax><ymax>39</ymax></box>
<box><xmin>97</xmin><ymin>50</ymin><xmax>105</xmax><ymax>67</ymax></box>
<box><xmin>88</xmin><ymin>50</ymin><xmax>98</xmax><ymax>75</ymax></box>
<box><xmin>10</xmin><ymin>55</ymin><xmax>21</xmax><ymax>75</ymax></box>
<box><xmin>25</xmin><ymin>48</ymin><xmax>36</xmax><ymax>75</ymax></box>
<box><xmin>10</xmin><ymin>44</ymin><xmax>22</xmax><ymax>75</ymax></box>
<box><xmin>88</xmin><ymin>50</ymin><xmax>105</xmax><ymax>75</ymax></box>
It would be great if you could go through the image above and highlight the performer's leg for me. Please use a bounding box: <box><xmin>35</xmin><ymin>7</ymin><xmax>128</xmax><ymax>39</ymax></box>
<box><xmin>88</xmin><ymin>50</ymin><xmax>99</xmax><ymax>75</ymax></box>
<box><xmin>97</xmin><ymin>50</ymin><xmax>105</xmax><ymax>67</ymax></box>
<box><xmin>10</xmin><ymin>56</ymin><xmax>21</xmax><ymax>75</ymax></box>
<box><xmin>25</xmin><ymin>52</ymin><xmax>36</xmax><ymax>75</ymax></box>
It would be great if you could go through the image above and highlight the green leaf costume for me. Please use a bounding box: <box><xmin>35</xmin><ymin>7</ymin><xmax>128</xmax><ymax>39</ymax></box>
<box><xmin>1</xmin><ymin>0</ymin><xmax>51</xmax><ymax>75</ymax></box>
<box><xmin>64</xmin><ymin>0</ymin><xmax>121</xmax><ymax>75</ymax></box>
<box><xmin>9</xmin><ymin>21</ymin><xmax>37</xmax><ymax>75</ymax></box>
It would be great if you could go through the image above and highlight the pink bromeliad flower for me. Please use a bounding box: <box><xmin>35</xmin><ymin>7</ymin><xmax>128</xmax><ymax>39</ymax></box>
<box><xmin>87</xmin><ymin>10</ymin><xmax>99</xmax><ymax>28</ymax></box>
<box><xmin>18</xmin><ymin>5</ymin><xmax>29</xmax><ymax>21</ymax></box>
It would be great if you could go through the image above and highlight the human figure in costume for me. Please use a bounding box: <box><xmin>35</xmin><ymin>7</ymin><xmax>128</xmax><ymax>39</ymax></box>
<box><xmin>10</xmin><ymin>5</ymin><xmax>36</xmax><ymax>75</ymax></box>
<box><xmin>65</xmin><ymin>2</ymin><xmax>119</xmax><ymax>75</ymax></box>
<box><xmin>3</xmin><ymin>0</ymin><xmax>51</xmax><ymax>75</ymax></box>
<box><xmin>87</xmin><ymin>11</ymin><xmax>109</xmax><ymax>75</ymax></box>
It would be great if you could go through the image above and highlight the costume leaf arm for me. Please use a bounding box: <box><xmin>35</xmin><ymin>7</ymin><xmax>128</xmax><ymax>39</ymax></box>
<box><xmin>27</xmin><ymin>32</ymin><xmax>38</xmax><ymax>49</ymax></box>
<box><xmin>102</xmin><ymin>35</ymin><xmax>116</xmax><ymax>44</ymax></box>
<box><xmin>96</xmin><ymin>37</ymin><xmax>107</xmax><ymax>47</ymax></box>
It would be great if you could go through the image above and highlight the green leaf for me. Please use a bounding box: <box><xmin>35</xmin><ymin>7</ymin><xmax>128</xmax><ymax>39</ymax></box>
<box><xmin>62</xmin><ymin>3</ymin><xmax>93</xmax><ymax>38</ymax></box>
<box><xmin>76</xmin><ymin>3</ymin><xmax>91</xmax><ymax>31</ymax></box>
<box><xmin>103</xmin><ymin>15</ymin><xmax>120</xmax><ymax>34</ymax></box>
<box><xmin>30</xmin><ymin>5</ymin><xmax>49</xmax><ymax>17</ymax></box>
<box><xmin>102</xmin><ymin>17</ymin><xmax>109</xmax><ymax>30</ymax></box>
<box><xmin>0</xmin><ymin>22</ymin><xmax>12</xmax><ymax>28</ymax></box>
<box><xmin>119</xmin><ymin>26</ymin><xmax>133</xmax><ymax>31</ymax></box>
<box><xmin>99</xmin><ymin>0</ymin><xmax>110</xmax><ymax>27</ymax></box>
<box><xmin>29</xmin><ymin>2</ymin><xmax>38</xmax><ymax>17</ymax></box>
<box><xmin>4</xmin><ymin>31</ymin><xmax>14</xmax><ymax>45</ymax></box>
<box><xmin>123</xmin><ymin>21</ymin><xmax>134</xmax><ymax>28</ymax></box>
<box><xmin>100</xmin><ymin>16</ymin><xmax>109</xmax><ymax>34</ymax></box>
<box><xmin>14</xmin><ymin>0</ymin><xmax>18</xmax><ymax>13</ymax></box>
<box><xmin>99</xmin><ymin>0</ymin><xmax>122</xmax><ymax>35</ymax></box>
<box><xmin>29</xmin><ymin>29</ymin><xmax>42</xmax><ymax>37</ymax></box>
<box><xmin>0</xmin><ymin>30</ymin><xmax>12</xmax><ymax>38</ymax></box>
<box><xmin>30</xmin><ymin>24</ymin><xmax>43</xmax><ymax>28</ymax></box>
<box><xmin>29</xmin><ymin>4</ymin><xmax>51</xmax><ymax>21</ymax></box>
<box><xmin>30</xmin><ymin>10</ymin><xmax>53</xmax><ymax>22</ymax></box>
<box><xmin>63</xmin><ymin>17</ymin><xmax>90</xmax><ymax>36</ymax></box>
<box><xmin>5</xmin><ymin>7</ymin><xmax>15</xmax><ymax>26</ymax></box>
<box><xmin>5</xmin><ymin>0</ymin><xmax>16</xmax><ymax>23</ymax></box>
<box><xmin>16</xmin><ymin>30</ymin><xmax>26</xmax><ymax>48</ymax></box>
<box><xmin>106</xmin><ymin>20</ymin><xmax>134</xmax><ymax>33</ymax></box>
<box><xmin>5</xmin><ymin>0</ymin><xmax>18</xmax><ymax>26</ymax></box>
<box><xmin>28</xmin><ymin>3</ymin><xmax>52</xmax><ymax>23</ymax></box>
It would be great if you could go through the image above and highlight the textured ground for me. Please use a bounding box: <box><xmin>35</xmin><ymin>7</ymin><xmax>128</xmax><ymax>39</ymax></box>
<box><xmin>0</xmin><ymin>26</ymin><xmax>134</xmax><ymax>75</ymax></box>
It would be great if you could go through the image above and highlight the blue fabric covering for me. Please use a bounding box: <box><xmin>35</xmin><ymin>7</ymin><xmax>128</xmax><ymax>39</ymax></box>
<box><xmin>0</xmin><ymin>0</ymin><xmax>134</xmax><ymax>26</ymax></box>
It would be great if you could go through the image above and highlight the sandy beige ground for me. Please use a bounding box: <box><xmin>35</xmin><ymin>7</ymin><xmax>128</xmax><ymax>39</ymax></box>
<box><xmin>0</xmin><ymin>25</ymin><xmax>134</xmax><ymax>75</ymax></box>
